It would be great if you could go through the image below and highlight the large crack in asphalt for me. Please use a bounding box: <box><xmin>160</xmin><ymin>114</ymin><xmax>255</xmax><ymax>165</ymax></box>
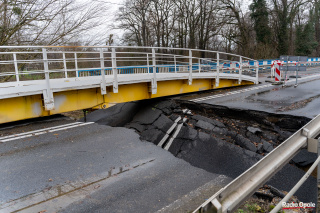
<box><xmin>84</xmin><ymin>98</ymin><xmax>317</xmax><ymax>207</ymax></box>
<box><xmin>277</xmin><ymin>94</ymin><xmax>320</xmax><ymax>112</ymax></box>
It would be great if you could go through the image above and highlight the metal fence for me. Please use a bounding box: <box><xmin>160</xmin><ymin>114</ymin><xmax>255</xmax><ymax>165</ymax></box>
<box><xmin>0</xmin><ymin>46</ymin><xmax>259</xmax><ymax>83</ymax></box>
<box><xmin>0</xmin><ymin>46</ymin><xmax>261</xmax><ymax>110</ymax></box>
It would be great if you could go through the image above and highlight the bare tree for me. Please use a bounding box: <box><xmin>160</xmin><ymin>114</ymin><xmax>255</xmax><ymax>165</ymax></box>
<box><xmin>0</xmin><ymin>0</ymin><xmax>105</xmax><ymax>46</ymax></box>
<box><xmin>0</xmin><ymin>0</ymin><xmax>106</xmax><ymax>82</ymax></box>
<box><xmin>118</xmin><ymin>0</ymin><xmax>152</xmax><ymax>46</ymax></box>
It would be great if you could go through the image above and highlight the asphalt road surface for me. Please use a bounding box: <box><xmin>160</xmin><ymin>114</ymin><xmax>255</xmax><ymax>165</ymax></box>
<box><xmin>182</xmin><ymin>68</ymin><xmax>320</xmax><ymax>118</ymax></box>
<box><xmin>0</xmin><ymin>122</ymin><xmax>230</xmax><ymax>213</ymax></box>
<box><xmin>1</xmin><ymin>67</ymin><xmax>319</xmax><ymax>212</ymax></box>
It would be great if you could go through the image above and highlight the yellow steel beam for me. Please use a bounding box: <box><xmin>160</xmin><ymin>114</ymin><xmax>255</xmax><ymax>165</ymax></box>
<box><xmin>0</xmin><ymin>79</ymin><xmax>253</xmax><ymax>124</ymax></box>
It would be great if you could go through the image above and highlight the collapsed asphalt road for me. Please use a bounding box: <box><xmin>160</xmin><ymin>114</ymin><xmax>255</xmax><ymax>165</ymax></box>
<box><xmin>84</xmin><ymin>98</ymin><xmax>317</xmax><ymax>207</ymax></box>
<box><xmin>0</xmin><ymin>117</ymin><xmax>230</xmax><ymax>213</ymax></box>
<box><xmin>0</xmin><ymin>98</ymin><xmax>317</xmax><ymax>212</ymax></box>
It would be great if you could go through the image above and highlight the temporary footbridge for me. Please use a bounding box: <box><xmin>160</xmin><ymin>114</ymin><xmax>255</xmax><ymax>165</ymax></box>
<box><xmin>0</xmin><ymin>46</ymin><xmax>259</xmax><ymax>124</ymax></box>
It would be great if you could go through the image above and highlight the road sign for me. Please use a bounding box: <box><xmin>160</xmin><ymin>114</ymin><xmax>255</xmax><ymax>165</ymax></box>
<box><xmin>280</xmin><ymin>55</ymin><xmax>308</xmax><ymax>62</ymax></box>
<box><xmin>280</xmin><ymin>55</ymin><xmax>307</xmax><ymax>74</ymax></box>
<box><xmin>280</xmin><ymin>66</ymin><xmax>307</xmax><ymax>71</ymax></box>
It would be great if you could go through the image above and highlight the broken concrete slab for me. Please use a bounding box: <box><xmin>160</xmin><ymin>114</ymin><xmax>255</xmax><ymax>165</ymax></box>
<box><xmin>212</xmin><ymin>127</ymin><xmax>228</xmax><ymax>135</ymax></box>
<box><xmin>132</xmin><ymin>107</ymin><xmax>162</xmax><ymax>125</ymax></box>
<box><xmin>195</xmin><ymin>120</ymin><xmax>215</xmax><ymax>131</ymax></box>
<box><xmin>247</xmin><ymin>126</ymin><xmax>262</xmax><ymax>134</ymax></box>
<box><xmin>153</xmin><ymin>114</ymin><xmax>175</xmax><ymax>132</ymax></box>
<box><xmin>262</xmin><ymin>140</ymin><xmax>274</xmax><ymax>153</ymax></box>
<box><xmin>176</xmin><ymin>126</ymin><xmax>198</xmax><ymax>140</ymax></box>
<box><xmin>141</xmin><ymin>128</ymin><xmax>166</xmax><ymax>145</ymax></box>
<box><xmin>192</xmin><ymin>115</ymin><xmax>225</xmax><ymax>128</ymax></box>
<box><xmin>125</xmin><ymin>123</ymin><xmax>146</xmax><ymax>133</ymax></box>
<box><xmin>235</xmin><ymin>134</ymin><xmax>257</xmax><ymax>152</ymax></box>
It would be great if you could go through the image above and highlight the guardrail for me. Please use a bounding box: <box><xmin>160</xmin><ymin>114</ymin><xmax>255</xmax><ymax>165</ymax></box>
<box><xmin>255</xmin><ymin>57</ymin><xmax>320</xmax><ymax>71</ymax></box>
<box><xmin>0</xmin><ymin>46</ymin><xmax>259</xmax><ymax>110</ymax></box>
<box><xmin>194</xmin><ymin>114</ymin><xmax>320</xmax><ymax>213</ymax></box>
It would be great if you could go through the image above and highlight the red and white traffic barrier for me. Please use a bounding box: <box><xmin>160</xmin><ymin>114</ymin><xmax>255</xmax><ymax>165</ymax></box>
<box><xmin>222</xmin><ymin>61</ymin><xmax>239</xmax><ymax>70</ymax></box>
<box><xmin>272</xmin><ymin>60</ymin><xmax>283</xmax><ymax>82</ymax></box>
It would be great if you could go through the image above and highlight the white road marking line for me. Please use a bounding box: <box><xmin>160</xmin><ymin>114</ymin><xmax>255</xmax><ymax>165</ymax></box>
<box><xmin>0</xmin><ymin>122</ymin><xmax>83</xmax><ymax>140</ymax></box>
<box><xmin>0</xmin><ymin>122</ymin><xmax>94</xmax><ymax>143</ymax></box>
<box><xmin>164</xmin><ymin>117</ymin><xmax>187</xmax><ymax>151</ymax></box>
<box><xmin>2</xmin><ymin>74</ymin><xmax>320</xmax><ymax>142</ymax></box>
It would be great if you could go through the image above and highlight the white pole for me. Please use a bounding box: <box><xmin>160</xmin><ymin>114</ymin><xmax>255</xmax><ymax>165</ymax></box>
<box><xmin>147</xmin><ymin>53</ymin><xmax>150</xmax><ymax>74</ymax></box>
<box><xmin>74</xmin><ymin>53</ymin><xmax>78</xmax><ymax>78</ymax></box>
<box><xmin>216</xmin><ymin>53</ymin><xmax>220</xmax><ymax>87</ymax></box>
<box><xmin>151</xmin><ymin>48</ymin><xmax>157</xmax><ymax>94</ymax></box>
<box><xmin>112</xmin><ymin>47</ymin><xmax>118</xmax><ymax>93</ymax></box>
<box><xmin>63</xmin><ymin>52</ymin><xmax>67</xmax><ymax>78</ymax></box>
<box><xmin>99</xmin><ymin>48</ymin><xmax>107</xmax><ymax>95</ymax></box>
<box><xmin>189</xmin><ymin>50</ymin><xmax>192</xmax><ymax>85</ymax></box>
<box><xmin>13</xmin><ymin>53</ymin><xmax>19</xmax><ymax>83</ymax></box>
<box><xmin>174</xmin><ymin>55</ymin><xmax>177</xmax><ymax>73</ymax></box>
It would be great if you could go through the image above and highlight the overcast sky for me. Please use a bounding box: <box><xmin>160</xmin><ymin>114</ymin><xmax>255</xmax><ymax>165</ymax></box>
<box><xmin>74</xmin><ymin>0</ymin><xmax>125</xmax><ymax>45</ymax></box>
<box><xmin>91</xmin><ymin>0</ymin><xmax>125</xmax><ymax>45</ymax></box>
<box><xmin>82</xmin><ymin>0</ymin><xmax>253</xmax><ymax>45</ymax></box>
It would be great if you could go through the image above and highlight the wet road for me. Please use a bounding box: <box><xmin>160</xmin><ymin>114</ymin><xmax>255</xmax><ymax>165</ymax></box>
<box><xmin>0</xmin><ymin>120</ymin><xmax>230</xmax><ymax>212</ymax></box>
<box><xmin>182</xmin><ymin>68</ymin><xmax>320</xmax><ymax>118</ymax></box>
<box><xmin>1</xmin><ymin>67</ymin><xmax>319</xmax><ymax>212</ymax></box>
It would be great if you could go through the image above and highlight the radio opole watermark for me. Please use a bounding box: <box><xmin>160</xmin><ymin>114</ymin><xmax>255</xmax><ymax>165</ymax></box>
<box><xmin>282</xmin><ymin>202</ymin><xmax>316</xmax><ymax>210</ymax></box>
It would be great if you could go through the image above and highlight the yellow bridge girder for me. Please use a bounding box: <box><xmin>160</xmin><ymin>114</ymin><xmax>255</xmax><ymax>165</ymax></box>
<box><xmin>0</xmin><ymin>79</ymin><xmax>253</xmax><ymax>124</ymax></box>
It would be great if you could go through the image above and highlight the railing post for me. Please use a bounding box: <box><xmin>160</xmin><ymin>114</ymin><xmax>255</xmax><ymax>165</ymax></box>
<box><xmin>42</xmin><ymin>48</ymin><xmax>55</xmax><ymax>111</ymax></box>
<box><xmin>198</xmin><ymin>58</ymin><xmax>201</xmax><ymax>73</ymax></box>
<box><xmin>147</xmin><ymin>53</ymin><xmax>150</xmax><ymax>74</ymax></box>
<box><xmin>189</xmin><ymin>50</ymin><xmax>192</xmax><ymax>85</ymax></box>
<box><xmin>151</xmin><ymin>48</ymin><xmax>157</xmax><ymax>94</ymax></box>
<box><xmin>174</xmin><ymin>55</ymin><xmax>177</xmax><ymax>73</ymax></box>
<box><xmin>63</xmin><ymin>52</ymin><xmax>68</xmax><ymax>78</ymax></box>
<box><xmin>239</xmin><ymin>56</ymin><xmax>242</xmax><ymax>84</ymax></box>
<box><xmin>13</xmin><ymin>53</ymin><xmax>19</xmax><ymax>84</ymax></box>
<box><xmin>112</xmin><ymin>47</ymin><xmax>118</xmax><ymax>93</ymax></box>
<box><xmin>216</xmin><ymin>53</ymin><xmax>220</xmax><ymax>87</ymax></box>
<box><xmin>318</xmin><ymin>138</ymin><xmax>320</xmax><ymax>195</ymax></box>
<box><xmin>255</xmin><ymin>60</ymin><xmax>259</xmax><ymax>84</ymax></box>
<box><xmin>74</xmin><ymin>53</ymin><xmax>78</xmax><ymax>78</ymax></box>
<box><xmin>100</xmin><ymin>48</ymin><xmax>107</xmax><ymax>95</ymax></box>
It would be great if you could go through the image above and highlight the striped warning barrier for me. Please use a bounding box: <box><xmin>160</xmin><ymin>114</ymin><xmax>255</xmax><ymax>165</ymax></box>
<box><xmin>222</xmin><ymin>61</ymin><xmax>239</xmax><ymax>70</ymax></box>
<box><xmin>272</xmin><ymin>60</ymin><xmax>283</xmax><ymax>82</ymax></box>
<box><xmin>270</xmin><ymin>60</ymin><xmax>275</xmax><ymax>77</ymax></box>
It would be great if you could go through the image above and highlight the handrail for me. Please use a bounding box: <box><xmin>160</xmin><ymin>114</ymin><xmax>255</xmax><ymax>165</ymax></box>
<box><xmin>0</xmin><ymin>46</ymin><xmax>259</xmax><ymax>110</ymax></box>
<box><xmin>0</xmin><ymin>45</ymin><xmax>256</xmax><ymax>61</ymax></box>
<box><xmin>193</xmin><ymin>114</ymin><xmax>320</xmax><ymax>213</ymax></box>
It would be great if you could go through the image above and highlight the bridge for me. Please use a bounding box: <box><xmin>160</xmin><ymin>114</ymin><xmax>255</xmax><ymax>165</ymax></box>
<box><xmin>1</xmin><ymin>46</ymin><xmax>320</xmax><ymax>213</ymax></box>
<box><xmin>0</xmin><ymin>46</ymin><xmax>260</xmax><ymax>124</ymax></box>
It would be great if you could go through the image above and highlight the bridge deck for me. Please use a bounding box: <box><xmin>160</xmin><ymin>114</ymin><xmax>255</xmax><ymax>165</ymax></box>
<box><xmin>0</xmin><ymin>72</ymin><xmax>256</xmax><ymax>99</ymax></box>
<box><xmin>0</xmin><ymin>73</ymin><xmax>255</xmax><ymax>124</ymax></box>
<box><xmin>0</xmin><ymin>46</ymin><xmax>262</xmax><ymax>124</ymax></box>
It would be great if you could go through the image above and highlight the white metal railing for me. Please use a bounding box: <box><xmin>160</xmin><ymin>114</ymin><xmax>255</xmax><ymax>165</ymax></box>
<box><xmin>0</xmin><ymin>46</ymin><xmax>259</xmax><ymax>110</ymax></box>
